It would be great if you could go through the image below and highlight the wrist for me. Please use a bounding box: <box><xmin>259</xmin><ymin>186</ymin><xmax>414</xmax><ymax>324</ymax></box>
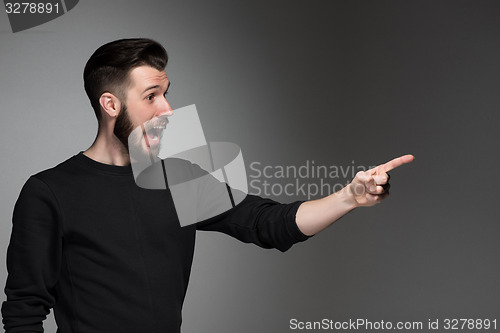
<box><xmin>340</xmin><ymin>183</ymin><xmax>360</xmax><ymax>209</ymax></box>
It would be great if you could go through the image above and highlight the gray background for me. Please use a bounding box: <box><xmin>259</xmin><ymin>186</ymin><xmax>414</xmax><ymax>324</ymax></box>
<box><xmin>1</xmin><ymin>1</ymin><xmax>499</xmax><ymax>332</ymax></box>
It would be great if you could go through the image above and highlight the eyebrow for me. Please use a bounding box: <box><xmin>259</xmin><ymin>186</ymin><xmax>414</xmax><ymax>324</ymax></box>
<box><xmin>142</xmin><ymin>81</ymin><xmax>171</xmax><ymax>94</ymax></box>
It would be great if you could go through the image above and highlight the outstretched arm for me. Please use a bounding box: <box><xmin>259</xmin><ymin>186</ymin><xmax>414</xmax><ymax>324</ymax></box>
<box><xmin>295</xmin><ymin>154</ymin><xmax>415</xmax><ymax>236</ymax></box>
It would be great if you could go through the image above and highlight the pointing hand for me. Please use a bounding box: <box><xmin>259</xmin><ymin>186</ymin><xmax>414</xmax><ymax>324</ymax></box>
<box><xmin>347</xmin><ymin>154</ymin><xmax>415</xmax><ymax>207</ymax></box>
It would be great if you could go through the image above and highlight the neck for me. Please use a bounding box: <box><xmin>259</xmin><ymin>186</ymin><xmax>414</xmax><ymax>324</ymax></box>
<box><xmin>84</xmin><ymin>123</ymin><xmax>131</xmax><ymax>166</ymax></box>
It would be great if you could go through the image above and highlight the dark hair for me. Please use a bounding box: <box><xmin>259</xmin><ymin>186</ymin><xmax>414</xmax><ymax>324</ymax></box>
<box><xmin>83</xmin><ymin>38</ymin><xmax>168</xmax><ymax>120</ymax></box>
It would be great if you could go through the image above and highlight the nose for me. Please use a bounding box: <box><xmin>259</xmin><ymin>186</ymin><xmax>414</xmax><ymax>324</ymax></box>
<box><xmin>158</xmin><ymin>97</ymin><xmax>174</xmax><ymax>117</ymax></box>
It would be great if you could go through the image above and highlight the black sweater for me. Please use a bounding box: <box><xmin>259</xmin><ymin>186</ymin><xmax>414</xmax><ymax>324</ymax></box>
<box><xmin>1</xmin><ymin>152</ymin><xmax>308</xmax><ymax>333</ymax></box>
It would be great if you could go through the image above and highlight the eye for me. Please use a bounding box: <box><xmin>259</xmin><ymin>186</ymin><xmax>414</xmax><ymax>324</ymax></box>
<box><xmin>146</xmin><ymin>94</ymin><xmax>154</xmax><ymax>101</ymax></box>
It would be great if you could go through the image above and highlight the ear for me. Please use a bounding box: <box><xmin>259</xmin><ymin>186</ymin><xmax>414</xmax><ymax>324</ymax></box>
<box><xmin>99</xmin><ymin>92</ymin><xmax>122</xmax><ymax>118</ymax></box>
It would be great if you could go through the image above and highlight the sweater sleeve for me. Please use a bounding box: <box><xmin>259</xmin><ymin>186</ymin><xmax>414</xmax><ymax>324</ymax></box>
<box><xmin>156</xmin><ymin>157</ymin><xmax>311</xmax><ymax>252</ymax></box>
<box><xmin>196</xmin><ymin>194</ymin><xmax>310</xmax><ymax>252</ymax></box>
<box><xmin>1</xmin><ymin>176</ymin><xmax>63</xmax><ymax>333</ymax></box>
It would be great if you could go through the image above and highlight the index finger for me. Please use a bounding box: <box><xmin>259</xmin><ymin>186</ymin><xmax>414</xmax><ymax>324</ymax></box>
<box><xmin>375</xmin><ymin>154</ymin><xmax>415</xmax><ymax>174</ymax></box>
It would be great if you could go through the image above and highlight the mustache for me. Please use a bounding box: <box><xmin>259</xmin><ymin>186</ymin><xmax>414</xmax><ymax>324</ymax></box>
<box><xmin>143</xmin><ymin>115</ymin><xmax>169</xmax><ymax>133</ymax></box>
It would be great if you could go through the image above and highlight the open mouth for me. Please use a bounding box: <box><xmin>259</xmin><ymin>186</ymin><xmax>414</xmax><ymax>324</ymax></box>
<box><xmin>143</xmin><ymin>118</ymin><xmax>168</xmax><ymax>147</ymax></box>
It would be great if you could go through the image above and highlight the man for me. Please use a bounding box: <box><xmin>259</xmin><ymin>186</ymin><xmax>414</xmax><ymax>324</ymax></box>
<box><xmin>1</xmin><ymin>38</ymin><xmax>414</xmax><ymax>333</ymax></box>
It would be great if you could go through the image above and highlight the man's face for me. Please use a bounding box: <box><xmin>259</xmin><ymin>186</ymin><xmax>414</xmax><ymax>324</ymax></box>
<box><xmin>114</xmin><ymin>65</ymin><xmax>173</xmax><ymax>160</ymax></box>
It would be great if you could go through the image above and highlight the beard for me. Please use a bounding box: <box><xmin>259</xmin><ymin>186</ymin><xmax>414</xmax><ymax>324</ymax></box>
<box><xmin>114</xmin><ymin>103</ymin><xmax>167</xmax><ymax>164</ymax></box>
<box><xmin>113</xmin><ymin>104</ymin><xmax>134</xmax><ymax>151</ymax></box>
